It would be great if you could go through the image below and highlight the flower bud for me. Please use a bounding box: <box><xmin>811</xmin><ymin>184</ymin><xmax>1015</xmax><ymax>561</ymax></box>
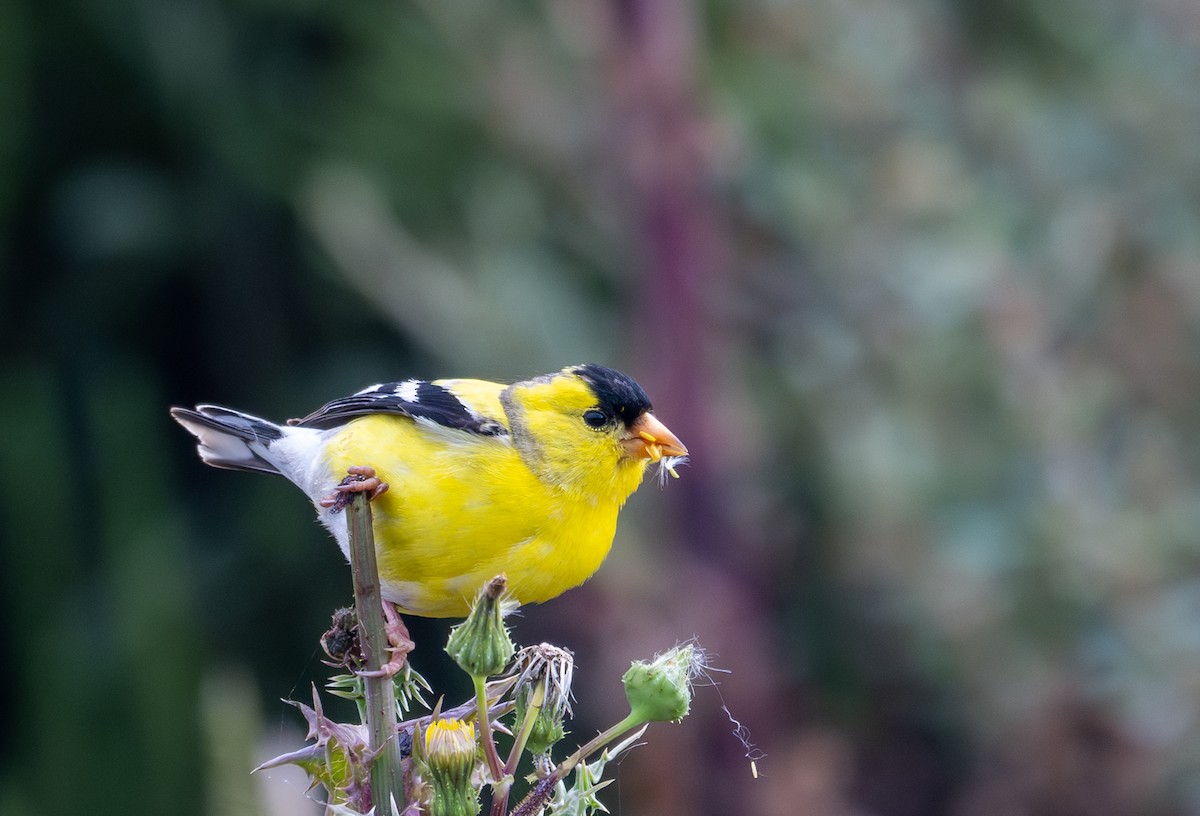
<box><xmin>622</xmin><ymin>643</ymin><xmax>702</xmax><ymax>724</ymax></box>
<box><xmin>416</xmin><ymin>718</ymin><xmax>479</xmax><ymax>816</ymax></box>
<box><xmin>446</xmin><ymin>575</ymin><xmax>515</xmax><ymax>679</ymax></box>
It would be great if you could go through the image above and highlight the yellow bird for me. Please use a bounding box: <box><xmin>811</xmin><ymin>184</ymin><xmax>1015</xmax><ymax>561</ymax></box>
<box><xmin>171</xmin><ymin>365</ymin><xmax>687</xmax><ymax>617</ymax></box>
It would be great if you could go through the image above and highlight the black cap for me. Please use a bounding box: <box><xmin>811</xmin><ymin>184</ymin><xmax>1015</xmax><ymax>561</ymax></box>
<box><xmin>570</xmin><ymin>364</ymin><xmax>653</xmax><ymax>427</ymax></box>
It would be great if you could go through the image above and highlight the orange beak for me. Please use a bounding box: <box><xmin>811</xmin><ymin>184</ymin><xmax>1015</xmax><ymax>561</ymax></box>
<box><xmin>621</xmin><ymin>413</ymin><xmax>688</xmax><ymax>461</ymax></box>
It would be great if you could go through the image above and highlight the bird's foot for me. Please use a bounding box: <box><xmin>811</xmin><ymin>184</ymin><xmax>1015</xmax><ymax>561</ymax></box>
<box><xmin>320</xmin><ymin>465</ymin><xmax>389</xmax><ymax>513</ymax></box>
<box><xmin>359</xmin><ymin>602</ymin><xmax>415</xmax><ymax>678</ymax></box>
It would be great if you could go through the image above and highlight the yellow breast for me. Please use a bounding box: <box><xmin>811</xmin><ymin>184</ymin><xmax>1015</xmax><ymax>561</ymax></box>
<box><xmin>323</xmin><ymin>415</ymin><xmax>623</xmax><ymax>616</ymax></box>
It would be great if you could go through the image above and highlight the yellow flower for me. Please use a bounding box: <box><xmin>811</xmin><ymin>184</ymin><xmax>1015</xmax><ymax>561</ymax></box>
<box><xmin>424</xmin><ymin>718</ymin><xmax>476</xmax><ymax>765</ymax></box>
<box><xmin>419</xmin><ymin>718</ymin><xmax>479</xmax><ymax>816</ymax></box>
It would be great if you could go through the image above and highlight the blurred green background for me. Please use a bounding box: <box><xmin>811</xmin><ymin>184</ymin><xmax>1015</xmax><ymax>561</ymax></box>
<box><xmin>4</xmin><ymin>0</ymin><xmax>1200</xmax><ymax>814</ymax></box>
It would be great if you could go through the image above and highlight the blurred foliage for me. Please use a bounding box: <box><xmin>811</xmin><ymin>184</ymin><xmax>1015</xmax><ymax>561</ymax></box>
<box><xmin>3</xmin><ymin>0</ymin><xmax>1200</xmax><ymax>815</ymax></box>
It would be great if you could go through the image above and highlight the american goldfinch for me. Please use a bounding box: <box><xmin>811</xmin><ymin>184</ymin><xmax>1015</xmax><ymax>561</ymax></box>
<box><xmin>171</xmin><ymin>364</ymin><xmax>687</xmax><ymax>617</ymax></box>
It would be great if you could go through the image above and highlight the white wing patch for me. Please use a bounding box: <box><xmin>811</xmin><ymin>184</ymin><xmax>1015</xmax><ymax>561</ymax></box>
<box><xmin>396</xmin><ymin>380</ymin><xmax>420</xmax><ymax>402</ymax></box>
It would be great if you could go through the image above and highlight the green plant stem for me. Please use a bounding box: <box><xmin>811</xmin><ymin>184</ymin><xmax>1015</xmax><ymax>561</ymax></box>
<box><xmin>552</xmin><ymin>713</ymin><xmax>643</xmax><ymax>785</ymax></box>
<box><xmin>505</xmin><ymin>681</ymin><xmax>546</xmax><ymax>778</ymax></box>
<box><xmin>489</xmin><ymin>681</ymin><xmax>547</xmax><ymax>816</ymax></box>
<box><xmin>509</xmin><ymin>713</ymin><xmax>645</xmax><ymax>816</ymax></box>
<box><xmin>473</xmin><ymin>674</ymin><xmax>506</xmax><ymax>783</ymax></box>
<box><xmin>347</xmin><ymin>492</ymin><xmax>401</xmax><ymax>814</ymax></box>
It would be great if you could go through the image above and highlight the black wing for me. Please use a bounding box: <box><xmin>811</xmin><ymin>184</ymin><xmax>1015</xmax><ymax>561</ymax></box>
<box><xmin>289</xmin><ymin>380</ymin><xmax>508</xmax><ymax>436</ymax></box>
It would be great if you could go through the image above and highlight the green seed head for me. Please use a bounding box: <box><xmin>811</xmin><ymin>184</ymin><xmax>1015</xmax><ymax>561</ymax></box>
<box><xmin>622</xmin><ymin>643</ymin><xmax>702</xmax><ymax>724</ymax></box>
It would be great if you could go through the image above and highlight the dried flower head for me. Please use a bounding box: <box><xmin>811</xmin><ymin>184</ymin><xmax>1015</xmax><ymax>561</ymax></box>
<box><xmin>512</xmin><ymin>643</ymin><xmax>575</xmax><ymax>718</ymax></box>
<box><xmin>512</xmin><ymin>643</ymin><xmax>575</xmax><ymax>756</ymax></box>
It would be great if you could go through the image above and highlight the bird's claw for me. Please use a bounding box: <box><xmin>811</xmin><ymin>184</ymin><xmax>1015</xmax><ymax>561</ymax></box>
<box><xmin>320</xmin><ymin>466</ymin><xmax>390</xmax><ymax>513</ymax></box>
<box><xmin>358</xmin><ymin>602</ymin><xmax>414</xmax><ymax>679</ymax></box>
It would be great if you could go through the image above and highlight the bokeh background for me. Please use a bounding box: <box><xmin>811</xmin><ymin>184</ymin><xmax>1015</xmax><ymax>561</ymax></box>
<box><xmin>4</xmin><ymin>0</ymin><xmax>1200</xmax><ymax>814</ymax></box>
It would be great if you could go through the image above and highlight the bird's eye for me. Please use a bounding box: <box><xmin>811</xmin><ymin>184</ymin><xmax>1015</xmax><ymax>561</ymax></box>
<box><xmin>583</xmin><ymin>409</ymin><xmax>608</xmax><ymax>429</ymax></box>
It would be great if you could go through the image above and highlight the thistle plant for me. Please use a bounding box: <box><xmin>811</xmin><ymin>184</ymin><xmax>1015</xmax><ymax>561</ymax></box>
<box><xmin>258</xmin><ymin>490</ymin><xmax>714</xmax><ymax>815</ymax></box>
